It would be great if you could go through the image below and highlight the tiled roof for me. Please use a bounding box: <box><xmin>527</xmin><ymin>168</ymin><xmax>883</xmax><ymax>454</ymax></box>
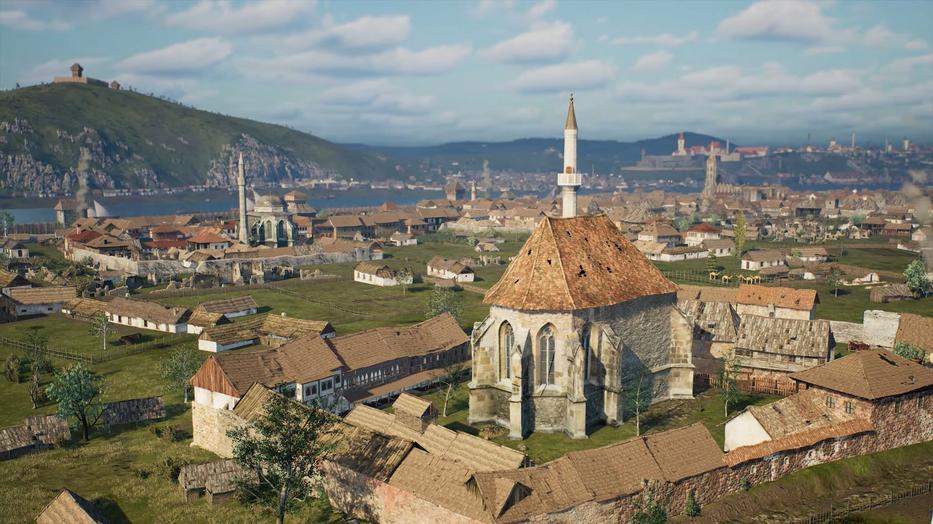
<box><xmin>742</xmin><ymin>249</ymin><xmax>785</xmax><ymax>262</ymax></box>
<box><xmin>354</xmin><ymin>262</ymin><xmax>394</xmax><ymax>277</ymax></box>
<box><xmin>105</xmin><ymin>297</ymin><xmax>189</xmax><ymax>324</ymax></box>
<box><xmin>388</xmin><ymin>449</ymin><xmax>488</xmax><ymax>522</ymax></box>
<box><xmin>0</xmin><ymin>425</ymin><xmax>34</xmax><ymax>454</ymax></box>
<box><xmin>644</xmin><ymin>423</ymin><xmax>726</xmax><ymax>482</ymax></box>
<box><xmin>178</xmin><ymin>459</ymin><xmax>245</xmax><ymax>494</ymax></box>
<box><xmin>199</xmin><ymin>314</ymin><xmax>332</xmax><ymax>345</ymax></box>
<box><xmin>427</xmin><ymin>256</ymin><xmax>471</xmax><ymax>274</ymax></box>
<box><xmin>790</xmin><ymin>348</ymin><xmax>933</xmax><ymax>400</ymax></box>
<box><xmin>745</xmin><ymin>389</ymin><xmax>847</xmax><ymax>442</ymax></box>
<box><xmin>186</xmin><ymin>309</ymin><xmax>227</xmax><ymax>329</ymax></box>
<box><xmin>676</xmin><ymin>284</ymin><xmax>737</xmax><ymax>304</ymax></box>
<box><xmin>329</xmin><ymin>313</ymin><xmax>467</xmax><ymax>370</ymax></box>
<box><xmin>725</xmin><ymin>418</ymin><xmax>874</xmax><ymax>466</ymax></box>
<box><xmin>485</xmin><ymin>215</ymin><xmax>677</xmax><ymax>311</ymax></box>
<box><xmin>103</xmin><ymin>397</ymin><xmax>166</xmax><ymax>427</ymax></box>
<box><xmin>196</xmin><ymin>295</ymin><xmax>257</xmax><ymax>315</ymax></box>
<box><xmin>62</xmin><ymin>298</ymin><xmax>108</xmax><ymax>318</ymax></box>
<box><xmin>736</xmin><ymin>284</ymin><xmax>818</xmax><ymax>311</ymax></box>
<box><xmin>0</xmin><ymin>270</ymin><xmax>29</xmax><ymax>288</ymax></box>
<box><xmin>678</xmin><ymin>299</ymin><xmax>740</xmax><ymax>343</ymax></box>
<box><xmin>36</xmin><ymin>489</ymin><xmax>108</xmax><ymax>524</ymax></box>
<box><xmin>393</xmin><ymin>392</ymin><xmax>432</xmax><ymax>419</ymax></box>
<box><xmin>735</xmin><ymin>315</ymin><xmax>831</xmax><ymax>358</ymax></box>
<box><xmin>7</xmin><ymin>286</ymin><xmax>75</xmax><ymax>305</ymax></box>
<box><xmin>894</xmin><ymin>313</ymin><xmax>933</xmax><ymax>354</ymax></box>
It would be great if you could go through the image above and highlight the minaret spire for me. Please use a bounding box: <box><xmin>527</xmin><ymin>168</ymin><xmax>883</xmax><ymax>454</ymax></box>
<box><xmin>558</xmin><ymin>94</ymin><xmax>580</xmax><ymax>218</ymax></box>
<box><xmin>237</xmin><ymin>152</ymin><xmax>248</xmax><ymax>244</ymax></box>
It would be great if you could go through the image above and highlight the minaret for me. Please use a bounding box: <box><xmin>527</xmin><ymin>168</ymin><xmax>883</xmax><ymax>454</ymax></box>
<box><xmin>237</xmin><ymin>152</ymin><xmax>248</xmax><ymax>244</ymax></box>
<box><xmin>677</xmin><ymin>132</ymin><xmax>685</xmax><ymax>155</ymax></box>
<box><xmin>470</xmin><ymin>180</ymin><xmax>477</xmax><ymax>201</ymax></box>
<box><xmin>703</xmin><ymin>141</ymin><xmax>718</xmax><ymax>197</ymax></box>
<box><xmin>558</xmin><ymin>94</ymin><xmax>580</xmax><ymax>218</ymax></box>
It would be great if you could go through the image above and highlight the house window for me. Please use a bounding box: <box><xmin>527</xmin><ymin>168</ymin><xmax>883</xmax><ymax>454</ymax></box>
<box><xmin>537</xmin><ymin>325</ymin><xmax>556</xmax><ymax>386</ymax></box>
<box><xmin>844</xmin><ymin>400</ymin><xmax>855</xmax><ymax>414</ymax></box>
<box><xmin>825</xmin><ymin>396</ymin><xmax>835</xmax><ymax>408</ymax></box>
<box><xmin>321</xmin><ymin>379</ymin><xmax>333</xmax><ymax>393</ymax></box>
<box><xmin>334</xmin><ymin>375</ymin><xmax>341</xmax><ymax>387</ymax></box>
<box><xmin>499</xmin><ymin>322</ymin><xmax>514</xmax><ymax>380</ymax></box>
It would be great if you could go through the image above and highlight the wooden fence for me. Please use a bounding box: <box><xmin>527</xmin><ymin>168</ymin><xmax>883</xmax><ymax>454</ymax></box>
<box><xmin>145</xmin><ymin>274</ymin><xmax>342</xmax><ymax>299</ymax></box>
<box><xmin>799</xmin><ymin>480</ymin><xmax>931</xmax><ymax>523</ymax></box>
<box><xmin>697</xmin><ymin>374</ymin><xmax>798</xmax><ymax>397</ymax></box>
<box><xmin>0</xmin><ymin>333</ymin><xmax>182</xmax><ymax>365</ymax></box>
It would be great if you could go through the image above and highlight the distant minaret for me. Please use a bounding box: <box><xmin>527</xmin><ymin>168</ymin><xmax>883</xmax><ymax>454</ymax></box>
<box><xmin>558</xmin><ymin>94</ymin><xmax>579</xmax><ymax>218</ymax></box>
<box><xmin>677</xmin><ymin>132</ymin><xmax>685</xmax><ymax>155</ymax></box>
<box><xmin>851</xmin><ymin>130</ymin><xmax>856</xmax><ymax>149</ymax></box>
<box><xmin>703</xmin><ymin>142</ymin><xmax>718</xmax><ymax>197</ymax></box>
<box><xmin>903</xmin><ymin>137</ymin><xmax>910</xmax><ymax>151</ymax></box>
<box><xmin>470</xmin><ymin>180</ymin><xmax>477</xmax><ymax>201</ymax></box>
<box><xmin>237</xmin><ymin>152</ymin><xmax>248</xmax><ymax>244</ymax></box>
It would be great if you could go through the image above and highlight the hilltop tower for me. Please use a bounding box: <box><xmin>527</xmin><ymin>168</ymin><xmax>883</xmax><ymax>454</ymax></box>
<box><xmin>677</xmin><ymin>132</ymin><xmax>686</xmax><ymax>155</ymax></box>
<box><xmin>237</xmin><ymin>153</ymin><xmax>248</xmax><ymax>244</ymax></box>
<box><xmin>558</xmin><ymin>95</ymin><xmax>580</xmax><ymax>218</ymax></box>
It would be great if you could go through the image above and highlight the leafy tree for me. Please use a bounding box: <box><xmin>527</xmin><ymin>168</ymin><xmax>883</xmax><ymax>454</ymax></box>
<box><xmin>624</xmin><ymin>370</ymin><xmax>653</xmax><ymax>437</ymax></box>
<box><xmin>674</xmin><ymin>216</ymin><xmax>691</xmax><ymax>231</ymax></box>
<box><xmin>436</xmin><ymin>357</ymin><xmax>467</xmax><ymax>417</ymax></box>
<box><xmin>904</xmin><ymin>260</ymin><xmax>930</xmax><ymax>298</ymax></box>
<box><xmin>719</xmin><ymin>356</ymin><xmax>742</xmax><ymax>418</ymax></box>
<box><xmin>826</xmin><ymin>268</ymin><xmax>843</xmax><ymax>298</ymax></box>
<box><xmin>705</xmin><ymin>253</ymin><xmax>720</xmax><ymax>274</ymax></box>
<box><xmin>426</xmin><ymin>288</ymin><xmax>463</xmax><ymax>322</ymax></box>
<box><xmin>396</xmin><ymin>266</ymin><xmax>413</xmax><ymax>296</ymax></box>
<box><xmin>45</xmin><ymin>364</ymin><xmax>105</xmax><ymax>441</ymax></box>
<box><xmin>23</xmin><ymin>329</ymin><xmax>50</xmax><ymax>409</ymax></box>
<box><xmin>227</xmin><ymin>390</ymin><xmax>337</xmax><ymax>524</ymax></box>
<box><xmin>159</xmin><ymin>345</ymin><xmax>202</xmax><ymax>403</ymax></box>
<box><xmin>0</xmin><ymin>210</ymin><xmax>14</xmax><ymax>237</ymax></box>
<box><xmin>632</xmin><ymin>489</ymin><xmax>668</xmax><ymax>524</ymax></box>
<box><xmin>733</xmin><ymin>212</ymin><xmax>747</xmax><ymax>256</ymax></box>
<box><xmin>87</xmin><ymin>312</ymin><xmax>112</xmax><ymax>351</ymax></box>
<box><xmin>892</xmin><ymin>342</ymin><xmax>925</xmax><ymax>362</ymax></box>
<box><xmin>684</xmin><ymin>490</ymin><xmax>701</xmax><ymax>517</ymax></box>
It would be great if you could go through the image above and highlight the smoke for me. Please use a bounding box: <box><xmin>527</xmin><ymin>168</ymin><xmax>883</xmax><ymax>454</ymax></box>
<box><xmin>903</xmin><ymin>169</ymin><xmax>931</xmax><ymax>266</ymax></box>
<box><xmin>75</xmin><ymin>148</ymin><xmax>91</xmax><ymax>219</ymax></box>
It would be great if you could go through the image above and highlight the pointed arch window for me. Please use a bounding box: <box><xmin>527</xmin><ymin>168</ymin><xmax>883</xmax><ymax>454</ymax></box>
<box><xmin>538</xmin><ymin>325</ymin><xmax>556</xmax><ymax>385</ymax></box>
<box><xmin>499</xmin><ymin>322</ymin><xmax>514</xmax><ymax>380</ymax></box>
<box><xmin>581</xmin><ymin>324</ymin><xmax>591</xmax><ymax>382</ymax></box>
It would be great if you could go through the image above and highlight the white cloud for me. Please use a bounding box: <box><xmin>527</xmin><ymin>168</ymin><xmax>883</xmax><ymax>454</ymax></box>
<box><xmin>717</xmin><ymin>0</ymin><xmax>845</xmax><ymax>43</ymax></box>
<box><xmin>612</xmin><ymin>31</ymin><xmax>698</xmax><ymax>47</ymax></box>
<box><xmin>633</xmin><ymin>51</ymin><xmax>672</xmax><ymax>71</ymax></box>
<box><xmin>238</xmin><ymin>44</ymin><xmax>471</xmax><ymax>80</ymax></box>
<box><xmin>863</xmin><ymin>24</ymin><xmax>897</xmax><ymax>48</ymax></box>
<box><xmin>482</xmin><ymin>21</ymin><xmax>574</xmax><ymax>64</ymax></box>
<box><xmin>885</xmin><ymin>53</ymin><xmax>933</xmax><ymax>73</ymax></box>
<box><xmin>117</xmin><ymin>38</ymin><xmax>233</xmax><ymax>74</ymax></box>
<box><xmin>905</xmin><ymin>39</ymin><xmax>929</xmax><ymax>51</ymax></box>
<box><xmin>527</xmin><ymin>0</ymin><xmax>556</xmax><ymax>20</ymax></box>
<box><xmin>805</xmin><ymin>45</ymin><xmax>845</xmax><ymax>55</ymax></box>
<box><xmin>164</xmin><ymin>0</ymin><xmax>315</xmax><ymax>34</ymax></box>
<box><xmin>277</xmin><ymin>15</ymin><xmax>411</xmax><ymax>51</ymax></box>
<box><xmin>0</xmin><ymin>9</ymin><xmax>69</xmax><ymax>31</ymax></box>
<box><xmin>509</xmin><ymin>60</ymin><xmax>616</xmax><ymax>93</ymax></box>
<box><xmin>320</xmin><ymin>79</ymin><xmax>436</xmax><ymax>114</ymax></box>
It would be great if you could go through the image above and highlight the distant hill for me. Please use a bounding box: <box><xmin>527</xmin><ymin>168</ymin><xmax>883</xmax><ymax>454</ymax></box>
<box><xmin>0</xmin><ymin>83</ymin><xmax>391</xmax><ymax>194</ymax></box>
<box><xmin>345</xmin><ymin>132</ymin><xmax>729</xmax><ymax>175</ymax></box>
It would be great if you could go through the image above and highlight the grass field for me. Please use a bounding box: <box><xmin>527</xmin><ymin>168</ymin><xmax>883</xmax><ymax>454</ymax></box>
<box><xmin>414</xmin><ymin>382</ymin><xmax>777</xmax><ymax>465</ymax></box>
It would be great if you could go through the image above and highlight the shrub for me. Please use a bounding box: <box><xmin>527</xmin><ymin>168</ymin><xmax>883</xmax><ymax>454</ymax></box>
<box><xmin>150</xmin><ymin>424</ymin><xmax>183</xmax><ymax>442</ymax></box>
<box><xmin>892</xmin><ymin>342</ymin><xmax>925</xmax><ymax>362</ymax></box>
<box><xmin>740</xmin><ymin>478</ymin><xmax>752</xmax><ymax>492</ymax></box>
<box><xmin>684</xmin><ymin>490</ymin><xmax>701</xmax><ymax>517</ymax></box>
<box><xmin>4</xmin><ymin>355</ymin><xmax>22</xmax><ymax>383</ymax></box>
<box><xmin>134</xmin><ymin>467</ymin><xmax>151</xmax><ymax>480</ymax></box>
<box><xmin>156</xmin><ymin>457</ymin><xmax>189</xmax><ymax>482</ymax></box>
<box><xmin>632</xmin><ymin>491</ymin><xmax>668</xmax><ymax>524</ymax></box>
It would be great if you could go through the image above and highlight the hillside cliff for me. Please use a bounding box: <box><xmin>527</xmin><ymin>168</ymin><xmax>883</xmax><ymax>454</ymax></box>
<box><xmin>0</xmin><ymin>83</ymin><xmax>390</xmax><ymax>194</ymax></box>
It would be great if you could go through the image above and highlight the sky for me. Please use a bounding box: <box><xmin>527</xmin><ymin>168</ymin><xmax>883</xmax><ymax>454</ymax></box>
<box><xmin>1</xmin><ymin>0</ymin><xmax>932</xmax><ymax>147</ymax></box>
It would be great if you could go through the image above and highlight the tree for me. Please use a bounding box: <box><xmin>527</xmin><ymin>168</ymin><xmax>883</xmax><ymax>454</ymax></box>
<box><xmin>87</xmin><ymin>312</ymin><xmax>112</xmax><ymax>352</ymax></box>
<box><xmin>396</xmin><ymin>266</ymin><xmax>413</xmax><ymax>296</ymax></box>
<box><xmin>826</xmin><ymin>268</ymin><xmax>843</xmax><ymax>297</ymax></box>
<box><xmin>624</xmin><ymin>370</ymin><xmax>653</xmax><ymax>437</ymax></box>
<box><xmin>632</xmin><ymin>488</ymin><xmax>668</xmax><ymax>524</ymax></box>
<box><xmin>45</xmin><ymin>364</ymin><xmax>105</xmax><ymax>441</ymax></box>
<box><xmin>904</xmin><ymin>260</ymin><xmax>930</xmax><ymax>298</ymax></box>
<box><xmin>426</xmin><ymin>288</ymin><xmax>463</xmax><ymax>322</ymax></box>
<box><xmin>674</xmin><ymin>216</ymin><xmax>691</xmax><ymax>231</ymax></box>
<box><xmin>734</xmin><ymin>212</ymin><xmax>747</xmax><ymax>256</ymax></box>
<box><xmin>705</xmin><ymin>253</ymin><xmax>720</xmax><ymax>274</ymax></box>
<box><xmin>892</xmin><ymin>342</ymin><xmax>925</xmax><ymax>362</ymax></box>
<box><xmin>227</xmin><ymin>390</ymin><xmax>337</xmax><ymax>524</ymax></box>
<box><xmin>436</xmin><ymin>357</ymin><xmax>467</xmax><ymax>417</ymax></box>
<box><xmin>159</xmin><ymin>345</ymin><xmax>202</xmax><ymax>403</ymax></box>
<box><xmin>23</xmin><ymin>329</ymin><xmax>50</xmax><ymax>409</ymax></box>
<box><xmin>684</xmin><ymin>490</ymin><xmax>701</xmax><ymax>517</ymax></box>
<box><xmin>0</xmin><ymin>210</ymin><xmax>14</xmax><ymax>238</ymax></box>
<box><xmin>719</xmin><ymin>356</ymin><xmax>742</xmax><ymax>418</ymax></box>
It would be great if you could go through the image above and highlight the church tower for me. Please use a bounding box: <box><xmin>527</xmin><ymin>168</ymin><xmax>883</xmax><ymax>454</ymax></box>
<box><xmin>703</xmin><ymin>142</ymin><xmax>718</xmax><ymax>197</ymax></box>
<box><xmin>558</xmin><ymin>95</ymin><xmax>580</xmax><ymax>218</ymax></box>
<box><xmin>237</xmin><ymin>153</ymin><xmax>249</xmax><ymax>244</ymax></box>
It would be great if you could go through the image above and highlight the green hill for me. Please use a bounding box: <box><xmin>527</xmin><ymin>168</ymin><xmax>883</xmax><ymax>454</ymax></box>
<box><xmin>0</xmin><ymin>83</ymin><xmax>391</xmax><ymax>194</ymax></box>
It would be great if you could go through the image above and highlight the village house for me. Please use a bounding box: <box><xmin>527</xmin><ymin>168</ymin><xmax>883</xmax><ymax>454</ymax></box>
<box><xmin>678</xmin><ymin>298</ymin><xmax>740</xmax><ymax>376</ymax></box>
<box><xmin>0</xmin><ymin>239</ymin><xmax>29</xmax><ymax>259</ymax></box>
<box><xmin>0</xmin><ymin>270</ymin><xmax>30</xmax><ymax>294</ymax></box>
<box><xmin>0</xmin><ymin>415</ymin><xmax>70</xmax><ymax>461</ymax></box>
<box><xmin>732</xmin><ymin>315</ymin><xmax>833</xmax><ymax>385</ymax></box>
<box><xmin>389</xmin><ymin>231</ymin><xmax>417</xmax><ymax>246</ymax></box>
<box><xmin>726</xmin><ymin>349</ymin><xmax>933</xmax><ymax>452</ymax></box>
<box><xmin>194</xmin><ymin>295</ymin><xmax>258</xmax><ymax>319</ymax></box>
<box><xmin>655</xmin><ymin>244</ymin><xmax>709</xmax><ymax>262</ymax></box>
<box><xmin>870</xmin><ymin>283</ymin><xmax>913</xmax><ymax>303</ymax></box>
<box><xmin>740</xmin><ymin>249</ymin><xmax>786</xmax><ymax>271</ymax></box>
<box><xmin>684</xmin><ymin>223</ymin><xmax>721</xmax><ymax>246</ymax></box>
<box><xmin>185</xmin><ymin>309</ymin><xmax>230</xmax><ymax>336</ymax></box>
<box><xmin>185</xmin><ymin>230</ymin><xmax>232</xmax><ymax>251</ymax></box>
<box><xmin>735</xmin><ymin>284</ymin><xmax>818</xmax><ymax>320</ymax></box>
<box><xmin>426</xmin><ymin>256</ymin><xmax>475</xmax><ymax>282</ymax></box>
<box><xmin>702</xmin><ymin>238</ymin><xmax>735</xmax><ymax>257</ymax></box>
<box><xmin>788</xmin><ymin>246</ymin><xmax>829</xmax><ymax>263</ymax></box>
<box><xmin>0</xmin><ymin>287</ymin><xmax>76</xmax><ymax>320</ymax></box>
<box><xmin>36</xmin><ymin>488</ymin><xmax>109</xmax><ymax>524</ymax></box>
<box><xmin>190</xmin><ymin>313</ymin><xmax>468</xmax><ymax>410</ymax></box>
<box><xmin>104</xmin><ymin>297</ymin><xmax>190</xmax><ymax>333</ymax></box>
<box><xmin>353</xmin><ymin>262</ymin><xmax>411</xmax><ymax>287</ymax></box>
<box><xmin>197</xmin><ymin>313</ymin><xmax>334</xmax><ymax>352</ymax></box>
<box><xmin>637</xmin><ymin>221</ymin><xmax>682</xmax><ymax>247</ymax></box>
<box><xmin>893</xmin><ymin>312</ymin><xmax>933</xmax><ymax>363</ymax></box>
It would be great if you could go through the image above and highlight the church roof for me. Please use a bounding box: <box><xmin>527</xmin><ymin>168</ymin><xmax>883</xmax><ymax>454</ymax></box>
<box><xmin>484</xmin><ymin>215</ymin><xmax>677</xmax><ymax>311</ymax></box>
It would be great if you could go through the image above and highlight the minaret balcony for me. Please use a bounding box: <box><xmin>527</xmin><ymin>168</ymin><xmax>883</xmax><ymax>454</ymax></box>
<box><xmin>558</xmin><ymin>172</ymin><xmax>581</xmax><ymax>187</ymax></box>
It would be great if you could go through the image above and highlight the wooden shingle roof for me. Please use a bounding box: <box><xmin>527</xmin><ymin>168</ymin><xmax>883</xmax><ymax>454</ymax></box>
<box><xmin>736</xmin><ymin>284</ymin><xmax>818</xmax><ymax>312</ymax></box>
<box><xmin>484</xmin><ymin>215</ymin><xmax>677</xmax><ymax>311</ymax></box>
<box><xmin>894</xmin><ymin>313</ymin><xmax>933</xmax><ymax>355</ymax></box>
<box><xmin>735</xmin><ymin>315</ymin><xmax>831</xmax><ymax>358</ymax></box>
<box><xmin>790</xmin><ymin>348</ymin><xmax>933</xmax><ymax>400</ymax></box>
<box><xmin>196</xmin><ymin>295</ymin><xmax>257</xmax><ymax>315</ymax></box>
<box><xmin>7</xmin><ymin>286</ymin><xmax>75</xmax><ymax>305</ymax></box>
<box><xmin>105</xmin><ymin>297</ymin><xmax>189</xmax><ymax>324</ymax></box>
<box><xmin>36</xmin><ymin>489</ymin><xmax>108</xmax><ymax>524</ymax></box>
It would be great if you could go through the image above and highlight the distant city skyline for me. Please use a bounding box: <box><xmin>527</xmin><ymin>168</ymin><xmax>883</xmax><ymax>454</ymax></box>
<box><xmin>1</xmin><ymin>0</ymin><xmax>932</xmax><ymax>146</ymax></box>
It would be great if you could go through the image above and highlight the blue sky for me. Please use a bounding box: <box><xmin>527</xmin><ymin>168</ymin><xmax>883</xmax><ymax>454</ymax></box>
<box><xmin>1</xmin><ymin>0</ymin><xmax>931</xmax><ymax>146</ymax></box>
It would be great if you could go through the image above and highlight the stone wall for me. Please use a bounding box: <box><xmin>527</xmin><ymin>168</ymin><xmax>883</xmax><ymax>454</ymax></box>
<box><xmin>190</xmin><ymin>402</ymin><xmax>243</xmax><ymax>458</ymax></box>
<box><xmin>862</xmin><ymin>310</ymin><xmax>900</xmax><ymax>347</ymax></box>
<box><xmin>829</xmin><ymin>320</ymin><xmax>863</xmax><ymax>344</ymax></box>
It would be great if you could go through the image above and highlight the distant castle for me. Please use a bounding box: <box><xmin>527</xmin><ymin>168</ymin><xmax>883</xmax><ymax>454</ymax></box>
<box><xmin>53</xmin><ymin>63</ymin><xmax>120</xmax><ymax>90</ymax></box>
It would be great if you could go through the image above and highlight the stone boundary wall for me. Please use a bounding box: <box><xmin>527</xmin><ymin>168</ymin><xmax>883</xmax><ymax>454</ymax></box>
<box><xmin>190</xmin><ymin>402</ymin><xmax>243</xmax><ymax>458</ymax></box>
<box><xmin>829</xmin><ymin>321</ymin><xmax>863</xmax><ymax>344</ymax></box>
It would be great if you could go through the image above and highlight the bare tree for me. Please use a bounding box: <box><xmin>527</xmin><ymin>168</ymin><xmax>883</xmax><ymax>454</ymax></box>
<box><xmin>436</xmin><ymin>356</ymin><xmax>467</xmax><ymax>417</ymax></box>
